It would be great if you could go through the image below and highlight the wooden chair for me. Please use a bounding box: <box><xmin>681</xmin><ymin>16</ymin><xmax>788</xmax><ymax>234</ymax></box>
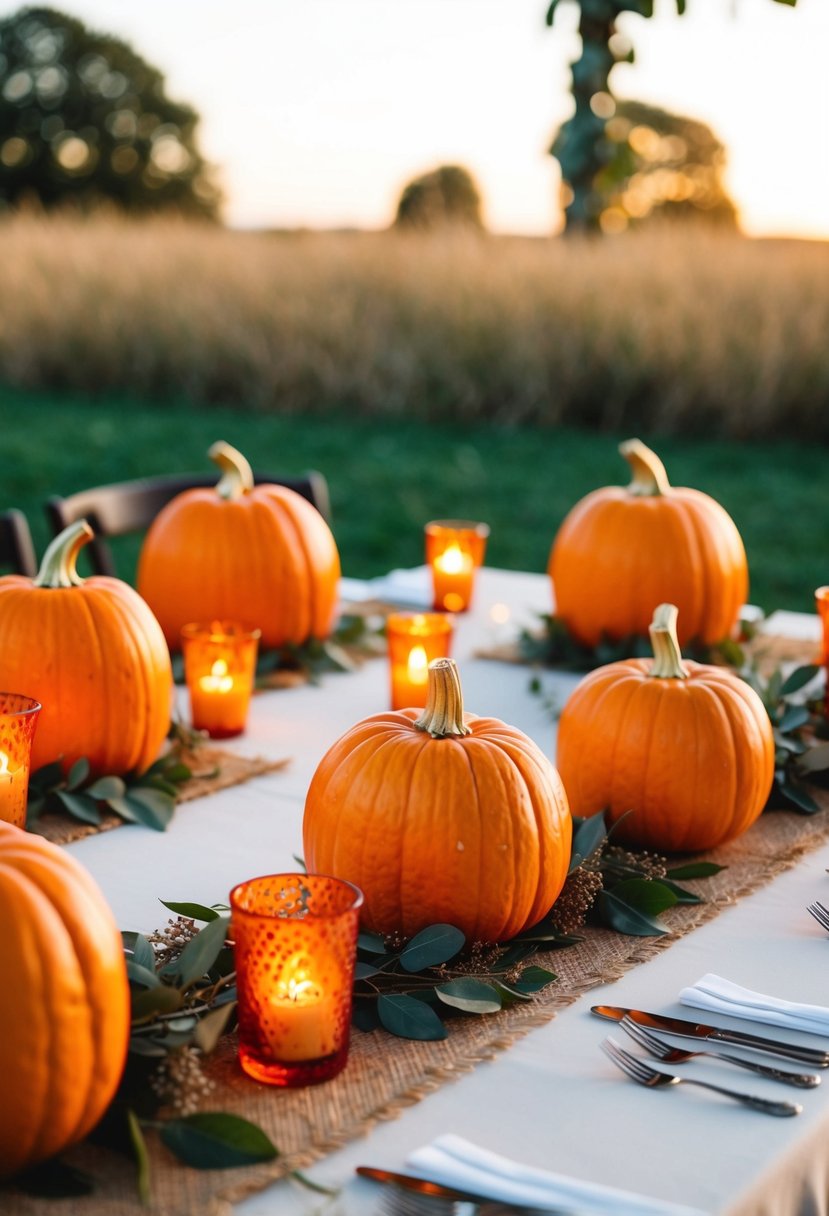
<box><xmin>45</xmin><ymin>470</ymin><xmax>331</xmax><ymax>578</ymax></box>
<box><xmin>0</xmin><ymin>509</ymin><xmax>38</xmax><ymax>578</ymax></box>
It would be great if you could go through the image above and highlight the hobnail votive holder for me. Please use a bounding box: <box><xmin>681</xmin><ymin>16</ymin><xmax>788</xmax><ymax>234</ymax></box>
<box><xmin>0</xmin><ymin>693</ymin><xmax>41</xmax><ymax>829</ymax></box>
<box><xmin>386</xmin><ymin>612</ymin><xmax>454</xmax><ymax>710</ymax></box>
<box><xmin>181</xmin><ymin>621</ymin><xmax>260</xmax><ymax>738</ymax></box>
<box><xmin>425</xmin><ymin>520</ymin><xmax>490</xmax><ymax>613</ymax></box>
<box><xmin>230</xmin><ymin>873</ymin><xmax>363</xmax><ymax>1087</ymax></box>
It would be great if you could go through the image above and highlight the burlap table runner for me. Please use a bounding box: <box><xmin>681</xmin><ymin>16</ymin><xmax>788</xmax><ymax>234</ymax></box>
<box><xmin>6</xmin><ymin>790</ymin><xmax>829</xmax><ymax>1216</ymax></box>
<box><xmin>31</xmin><ymin>749</ymin><xmax>291</xmax><ymax>847</ymax></box>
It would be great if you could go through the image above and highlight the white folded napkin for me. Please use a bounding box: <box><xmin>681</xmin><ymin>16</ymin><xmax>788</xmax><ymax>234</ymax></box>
<box><xmin>406</xmin><ymin>1134</ymin><xmax>707</xmax><ymax>1216</ymax></box>
<box><xmin>338</xmin><ymin>567</ymin><xmax>432</xmax><ymax>609</ymax></box>
<box><xmin>679</xmin><ymin>973</ymin><xmax>829</xmax><ymax>1037</ymax></box>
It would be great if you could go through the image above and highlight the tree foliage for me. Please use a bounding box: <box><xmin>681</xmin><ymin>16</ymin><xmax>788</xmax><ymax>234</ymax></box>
<box><xmin>0</xmin><ymin>5</ymin><xmax>219</xmax><ymax>216</ymax></box>
<box><xmin>546</xmin><ymin>0</ymin><xmax>798</xmax><ymax>234</ymax></box>
<box><xmin>394</xmin><ymin>164</ymin><xmax>484</xmax><ymax>232</ymax></box>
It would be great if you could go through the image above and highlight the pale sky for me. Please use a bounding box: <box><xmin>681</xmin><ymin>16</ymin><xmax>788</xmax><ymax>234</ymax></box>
<box><xmin>3</xmin><ymin>0</ymin><xmax>826</xmax><ymax>237</ymax></box>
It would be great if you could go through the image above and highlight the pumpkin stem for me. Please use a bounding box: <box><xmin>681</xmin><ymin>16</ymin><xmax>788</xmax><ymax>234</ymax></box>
<box><xmin>620</xmin><ymin>438</ymin><xmax>671</xmax><ymax>497</ymax></box>
<box><xmin>414</xmin><ymin>658</ymin><xmax>472</xmax><ymax>738</ymax></box>
<box><xmin>209</xmin><ymin>441</ymin><xmax>254</xmax><ymax>501</ymax></box>
<box><xmin>33</xmin><ymin>520</ymin><xmax>93</xmax><ymax>588</ymax></box>
<box><xmin>648</xmin><ymin>603</ymin><xmax>688</xmax><ymax>680</ymax></box>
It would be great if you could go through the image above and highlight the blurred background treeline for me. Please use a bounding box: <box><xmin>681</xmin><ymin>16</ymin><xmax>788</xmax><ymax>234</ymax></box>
<box><xmin>0</xmin><ymin>2</ymin><xmax>825</xmax><ymax>611</ymax></box>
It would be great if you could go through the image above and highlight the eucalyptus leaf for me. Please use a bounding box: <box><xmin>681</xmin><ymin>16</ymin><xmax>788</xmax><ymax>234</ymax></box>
<box><xmin>435</xmin><ymin>979</ymin><xmax>502</xmax><ymax>1014</ymax></box>
<box><xmin>503</xmin><ymin>965</ymin><xmax>557</xmax><ymax>994</ymax></box>
<box><xmin>127</xmin><ymin>1110</ymin><xmax>152</xmax><ymax>1207</ymax></box>
<box><xmin>665</xmin><ymin>861</ymin><xmax>725</xmax><ymax>879</ymax></box>
<box><xmin>569</xmin><ymin>813</ymin><xmax>608</xmax><ymax>871</ymax></box>
<box><xmin>776</xmin><ymin>779</ymin><xmax>821</xmax><ymax>815</ymax></box>
<box><xmin>354</xmin><ymin>960</ymin><xmax>380</xmax><ymax>980</ymax></box>
<box><xmin>657</xmin><ymin>880</ymin><xmax>702</xmax><ymax>905</ymax></box>
<box><xmin>357</xmin><ymin>931</ymin><xmax>387</xmax><ymax>955</ymax></box>
<box><xmin>55</xmin><ymin>789</ymin><xmax>101</xmax><ymax>825</ymax></box>
<box><xmin>160</xmin><ymin>1113</ymin><xmax>278</xmax><ymax>1170</ymax></box>
<box><xmin>399</xmin><ymin>924</ymin><xmax>465</xmax><ymax>972</ymax></box>
<box><xmin>193</xmin><ymin>1002</ymin><xmax>235</xmax><ymax>1054</ymax></box>
<box><xmin>86</xmin><ymin>775</ymin><xmax>126</xmax><ymax>800</ymax></box>
<box><xmin>597</xmin><ymin>890</ymin><xmax>668</xmax><ymax>936</ymax></box>
<box><xmin>17</xmin><ymin>1159</ymin><xmax>95</xmax><ymax>1199</ymax></box>
<box><xmin>797</xmin><ymin>742</ymin><xmax>829</xmax><ymax>774</ymax></box>
<box><xmin>128</xmin><ymin>1036</ymin><xmax>170</xmax><ymax>1058</ymax></box>
<box><xmin>131</xmin><ymin>984</ymin><xmax>185</xmax><ymax>1022</ymax></box>
<box><xmin>779</xmin><ymin>704</ymin><xmax>811</xmax><ymax>733</ymax></box>
<box><xmin>352</xmin><ymin>1001</ymin><xmax>381</xmax><ymax>1032</ymax></box>
<box><xmin>126</xmin><ymin>960</ymin><xmax>161</xmax><ymax>989</ymax></box>
<box><xmin>160</xmin><ymin>900</ymin><xmax>220</xmax><ymax>922</ymax></box>
<box><xmin>127</xmin><ymin>787</ymin><xmax>176</xmax><ymax>829</ymax></box>
<box><xmin>610</xmin><ymin>878</ymin><xmax>678</xmax><ymax>916</ymax></box>
<box><xmin>160</xmin><ymin>915</ymin><xmax>229</xmax><ymax>988</ymax></box>
<box><xmin>377</xmin><ymin>994</ymin><xmax>447</xmax><ymax>1040</ymax></box>
<box><xmin>779</xmin><ymin>665</ymin><xmax>821</xmax><ymax>696</ymax></box>
<box><xmin>65</xmin><ymin>756</ymin><xmax>90</xmax><ymax>791</ymax></box>
<box><xmin>122</xmin><ymin>931</ymin><xmax>156</xmax><ymax>972</ymax></box>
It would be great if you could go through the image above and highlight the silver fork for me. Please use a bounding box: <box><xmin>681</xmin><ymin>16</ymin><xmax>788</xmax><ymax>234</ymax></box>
<box><xmin>808</xmin><ymin>901</ymin><xmax>829</xmax><ymax>932</ymax></box>
<box><xmin>601</xmin><ymin>1036</ymin><xmax>802</xmax><ymax>1116</ymax></box>
<box><xmin>378</xmin><ymin>1191</ymin><xmax>568</xmax><ymax>1216</ymax></box>
<box><xmin>619</xmin><ymin>1014</ymin><xmax>820</xmax><ymax>1088</ymax></box>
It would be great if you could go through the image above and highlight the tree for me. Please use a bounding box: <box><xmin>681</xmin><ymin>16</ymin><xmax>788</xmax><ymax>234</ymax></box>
<box><xmin>566</xmin><ymin>98</ymin><xmax>739</xmax><ymax>233</ymax></box>
<box><xmin>394</xmin><ymin>164</ymin><xmax>485</xmax><ymax>232</ymax></box>
<box><xmin>546</xmin><ymin>0</ymin><xmax>797</xmax><ymax>234</ymax></box>
<box><xmin>0</xmin><ymin>6</ymin><xmax>220</xmax><ymax>216</ymax></box>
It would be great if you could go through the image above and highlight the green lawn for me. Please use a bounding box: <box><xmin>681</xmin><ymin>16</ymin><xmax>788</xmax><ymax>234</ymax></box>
<box><xmin>3</xmin><ymin>385</ymin><xmax>826</xmax><ymax>612</ymax></box>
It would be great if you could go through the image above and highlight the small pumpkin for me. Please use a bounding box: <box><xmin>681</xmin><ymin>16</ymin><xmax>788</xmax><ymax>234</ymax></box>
<box><xmin>548</xmin><ymin>439</ymin><xmax>748</xmax><ymax>647</ymax></box>
<box><xmin>0</xmin><ymin>521</ymin><xmax>172</xmax><ymax>778</ymax></box>
<box><xmin>303</xmin><ymin>658</ymin><xmax>572</xmax><ymax>942</ymax></box>
<box><xmin>0</xmin><ymin>822</ymin><xmax>129</xmax><ymax>1178</ymax></box>
<box><xmin>137</xmin><ymin>442</ymin><xmax>341</xmax><ymax>651</ymax></box>
<box><xmin>556</xmin><ymin>603</ymin><xmax>774</xmax><ymax>852</ymax></box>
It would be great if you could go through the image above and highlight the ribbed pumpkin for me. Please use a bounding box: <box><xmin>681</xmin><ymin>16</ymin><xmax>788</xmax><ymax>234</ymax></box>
<box><xmin>137</xmin><ymin>442</ymin><xmax>340</xmax><ymax>651</ymax></box>
<box><xmin>0</xmin><ymin>521</ymin><xmax>172</xmax><ymax>777</ymax></box>
<box><xmin>0</xmin><ymin>822</ymin><xmax>129</xmax><ymax>1178</ymax></box>
<box><xmin>303</xmin><ymin>658</ymin><xmax>572</xmax><ymax>942</ymax></box>
<box><xmin>549</xmin><ymin>439</ymin><xmax>748</xmax><ymax>647</ymax></box>
<box><xmin>556</xmin><ymin>603</ymin><xmax>774</xmax><ymax>852</ymax></box>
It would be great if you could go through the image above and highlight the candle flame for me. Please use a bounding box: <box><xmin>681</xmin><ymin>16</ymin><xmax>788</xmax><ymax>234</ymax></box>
<box><xmin>436</xmin><ymin>543</ymin><xmax>468</xmax><ymax>574</ymax></box>
<box><xmin>211</xmin><ymin>659</ymin><xmax>229</xmax><ymax>678</ymax></box>
<box><xmin>0</xmin><ymin>751</ymin><xmax>12</xmax><ymax>777</ymax></box>
<box><xmin>407</xmin><ymin>645</ymin><xmax>429</xmax><ymax>684</ymax></box>
<box><xmin>489</xmin><ymin>602</ymin><xmax>511</xmax><ymax>625</ymax></box>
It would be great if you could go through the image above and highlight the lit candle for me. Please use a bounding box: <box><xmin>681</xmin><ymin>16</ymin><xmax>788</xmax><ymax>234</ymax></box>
<box><xmin>231</xmin><ymin>873</ymin><xmax>363</xmax><ymax>1087</ymax></box>
<box><xmin>181</xmin><ymin>622</ymin><xmax>260</xmax><ymax>738</ymax></box>
<box><xmin>816</xmin><ymin>587</ymin><xmax>829</xmax><ymax>719</ymax></box>
<box><xmin>387</xmin><ymin>613</ymin><xmax>454</xmax><ymax>709</ymax></box>
<box><xmin>425</xmin><ymin>520</ymin><xmax>490</xmax><ymax>613</ymax></box>
<box><xmin>264</xmin><ymin>953</ymin><xmax>338</xmax><ymax>1062</ymax></box>
<box><xmin>0</xmin><ymin>694</ymin><xmax>41</xmax><ymax>829</ymax></box>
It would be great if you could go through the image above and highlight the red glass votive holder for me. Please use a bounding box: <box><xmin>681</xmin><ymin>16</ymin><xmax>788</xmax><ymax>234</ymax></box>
<box><xmin>230</xmin><ymin>873</ymin><xmax>363</xmax><ymax>1087</ymax></box>
<box><xmin>816</xmin><ymin>587</ymin><xmax>829</xmax><ymax>716</ymax></box>
<box><xmin>181</xmin><ymin>621</ymin><xmax>260</xmax><ymax>739</ymax></box>
<box><xmin>425</xmin><ymin>520</ymin><xmax>490</xmax><ymax>613</ymax></box>
<box><xmin>387</xmin><ymin>613</ymin><xmax>454</xmax><ymax>710</ymax></box>
<box><xmin>0</xmin><ymin>693</ymin><xmax>41</xmax><ymax>829</ymax></box>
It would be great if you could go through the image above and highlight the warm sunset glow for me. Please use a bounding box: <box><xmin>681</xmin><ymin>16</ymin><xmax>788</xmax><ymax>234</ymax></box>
<box><xmin>33</xmin><ymin>0</ymin><xmax>828</xmax><ymax>240</ymax></box>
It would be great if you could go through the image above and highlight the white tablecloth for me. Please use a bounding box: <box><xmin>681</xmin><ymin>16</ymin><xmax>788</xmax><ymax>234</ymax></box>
<box><xmin>67</xmin><ymin>569</ymin><xmax>829</xmax><ymax>1216</ymax></box>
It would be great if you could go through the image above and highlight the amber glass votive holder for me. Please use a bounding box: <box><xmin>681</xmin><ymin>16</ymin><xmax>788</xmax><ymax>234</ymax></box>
<box><xmin>230</xmin><ymin>873</ymin><xmax>363</xmax><ymax>1087</ymax></box>
<box><xmin>0</xmin><ymin>693</ymin><xmax>41</xmax><ymax>829</ymax></box>
<box><xmin>387</xmin><ymin>612</ymin><xmax>454</xmax><ymax>710</ymax></box>
<box><xmin>816</xmin><ymin>587</ymin><xmax>829</xmax><ymax>716</ymax></box>
<box><xmin>425</xmin><ymin>520</ymin><xmax>490</xmax><ymax>613</ymax></box>
<box><xmin>181</xmin><ymin>621</ymin><xmax>260</xmax><ymax>739</ymax></box>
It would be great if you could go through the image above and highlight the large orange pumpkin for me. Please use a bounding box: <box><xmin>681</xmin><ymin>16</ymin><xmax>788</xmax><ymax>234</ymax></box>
<box><xmin>0</xmin><ymin>822</ymin><xmax>130</xmax><ymax>1177</ymax></box>
<box><xmin>0</xmin><ymin>521</ymin><xmax>172</xmax><ymax>777</ymax></box>
<box><xmin>549</xmin><ymin>439</ymin><xmax>748</xmax><ymax>647</ymax></box>
<box><xmin>137</xmin><ymin>442</ymin><xmax>340</xmax><ymax>651</ymax></box>
<box><xmin>303</xmin><ymin>658</ymin><xmax>572</xmax><ymax>942</ymax></box>
<box><xmin>556</xmin><ymin>603</ymin><xmax>774</xmax><ymax>852</ymax></box>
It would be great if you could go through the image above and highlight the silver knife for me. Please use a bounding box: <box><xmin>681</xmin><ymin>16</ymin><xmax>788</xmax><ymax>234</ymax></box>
<box><xmin>356</xmin><ymin>1167</ymin><xmax>587</xmax><ymax>1214</ymax></box>
<box><xmin>592</xmin><ymin>1005</ymin><xmax>829</xmax><ymax>1068</ymax></box>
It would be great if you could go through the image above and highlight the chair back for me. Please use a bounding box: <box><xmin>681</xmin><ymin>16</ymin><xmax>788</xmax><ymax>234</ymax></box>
<box><xmin>46</xmin><ymin>470</ymin><xmax>331</xmax><ymax>578</ymax></box>
<box><xmin>0</xmin><ymin>509</ymin><xmax>38</xmax><ymax>578</ymax></box>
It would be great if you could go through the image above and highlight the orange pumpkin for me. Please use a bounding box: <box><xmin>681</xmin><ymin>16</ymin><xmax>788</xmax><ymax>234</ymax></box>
<box><xmin>549</xmin><ymin>439</ymin><xmax>748</xmax><ymax>647</ymax></box>
<box><xmin>0</xmin><ymin>521</ymin><xmax>172</xmax><ymax>778</ymax></box>
<box><xmin>556</xmin><ymin>603</ymin><xmax>774</xmax><ymax>852</ymax></box>
<box><xmin>0</xmin><ymin>822</ymin><xmax>129</xmax><ymax>1177</ymax></box>
<box><xmin>137</xmin><ymin>442</ymin><xmax>340</xmax><ymax>651</ymax></box>
<box><xmin>303</xmin><ymin>658</ymin><xmax>572</xmax><ymax>942</ymax></box>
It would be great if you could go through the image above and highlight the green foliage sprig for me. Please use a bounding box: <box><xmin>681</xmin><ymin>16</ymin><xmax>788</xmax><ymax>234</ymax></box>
<box><xmin>742</xmin><ymin>662</ymin><xmax>829</xmax><ymax>814</ymax></box>
<box><xmin>26</xmin><ymin>752</ymin><xmax>193</xmax><ymax>833</ymax></box>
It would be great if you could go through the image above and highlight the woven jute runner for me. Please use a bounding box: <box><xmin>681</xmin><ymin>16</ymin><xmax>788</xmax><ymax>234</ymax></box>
<box><xmin>475</xmin><ymin>632</ymin><xmax>820</xmax><ymax>675</ymax></box>
<box><xmin>6</xmin><ymin>789</ymin><xmax>829</xmax><ymax>1216</ymax></box>
<box><xmin>31</xmin><ymin>749</ymin><xmax>292</xmax><ymax>847</ymax></box>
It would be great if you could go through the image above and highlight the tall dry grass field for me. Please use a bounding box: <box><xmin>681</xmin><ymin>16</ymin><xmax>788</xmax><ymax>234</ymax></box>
<box><xmin>2</xmin><ymin>212</ymin><xmax>827</xmax><ymax>438</ymax></box>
